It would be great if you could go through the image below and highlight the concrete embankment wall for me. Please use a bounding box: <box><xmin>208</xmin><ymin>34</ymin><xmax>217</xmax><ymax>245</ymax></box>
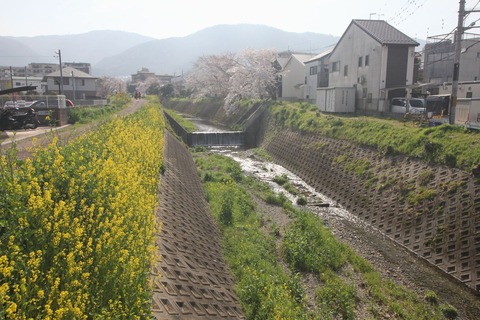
<box><xmin>153</xmin><ymin>131</ymin><xmax>244</xmax><ymax>319</ymax></box>
<box><xmin>259</xmin><ymin>119</ymin><xmax>480</xmax><ymax>292</ymax></box>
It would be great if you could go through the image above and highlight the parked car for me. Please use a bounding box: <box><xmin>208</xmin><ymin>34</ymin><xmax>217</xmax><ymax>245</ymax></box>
<box><xmin>27</xmin><ymin>100</ymin><xmax>47</xmax><ymax>108</ymax></box>
<box><xmin>3</xmin><ymin>100</ymin><xmax>27</xmax><ymax>109</ymax></box>
<box><xmin>391</xmin><ymin>97</ymin><xmax>426</xmax><ymax>114</ymax></box>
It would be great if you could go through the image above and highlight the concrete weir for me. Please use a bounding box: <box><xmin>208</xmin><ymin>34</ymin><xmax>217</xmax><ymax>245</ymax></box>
<box><xmin>191</xmin><ymin>131</ymin><xmax>245</xmax><ymax>147</ymax></box>
<box><xmin>152</xmin><ymin>131</ymin><xmax>244</xmax><ymax>319</ymax></box>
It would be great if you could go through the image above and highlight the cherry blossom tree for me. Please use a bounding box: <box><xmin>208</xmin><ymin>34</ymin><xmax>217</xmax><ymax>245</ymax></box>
<box><xmin>224</xmin><ymin>48</ymin><xmax>278</xmax><ymax>114</ymax></box>
<box><xmin>97</xmin><ymin>76</ymin><xmax>127</xmax><ymax>98</ymax></box>
<box><xmin>186</xmin><ymin>52</ymin><xmax>236</xmax><ymax>99</ymax></box>
<box><xmin>136</xmin><ymin>76</ymin><xmax>163</xmax><ymax>96</ymax></box>
<box><xmin>186</xmin><ymin>49</ymin><xmax>279</xmax><ymax>114</ymax></box>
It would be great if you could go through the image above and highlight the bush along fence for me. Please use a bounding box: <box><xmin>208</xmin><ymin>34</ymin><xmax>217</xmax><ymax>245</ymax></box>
<box><xmin>0</xmin><ymin>101</ymin><xmax>165</xmax><ymax>319</ymax></box>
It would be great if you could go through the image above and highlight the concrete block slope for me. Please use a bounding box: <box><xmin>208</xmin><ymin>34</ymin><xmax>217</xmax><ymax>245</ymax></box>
<box><xmin>263</xmin><ymin>128</ymin><xmax>480</xmax><ymax>293</ymax></box>
<box><xmin>152</xmin><ymin>131</ymin><xmax>244</xmax><ymax>319</ymax></box>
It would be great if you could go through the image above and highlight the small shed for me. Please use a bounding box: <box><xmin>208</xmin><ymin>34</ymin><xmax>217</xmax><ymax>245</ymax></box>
<box><xmin>316</xmin><ymin>87</ymin><xmax>355</xmax><ymax>113</ymax></box>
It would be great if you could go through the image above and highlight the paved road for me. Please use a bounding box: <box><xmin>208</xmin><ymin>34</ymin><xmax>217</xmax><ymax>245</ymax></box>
<box><xmin>0</xmin><ymin>99</ymin><xmax>147</xmax><ymax>160</ymax></box>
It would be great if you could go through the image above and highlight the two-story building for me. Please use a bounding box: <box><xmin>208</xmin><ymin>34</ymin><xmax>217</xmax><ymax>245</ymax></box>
<box><xmin>304</xmin><ymin>45</ymin><xmax>334</xmax><ymax>104</ymax></box>
<box><xmin>43</xmin><ymin>66</ymin><xmax>98</xmax><ymax>100</ymax></box>
<box><xmin>323</xmin><ymin>19</ymin><xmax>419</xmax><ymax>113</ymax></box>
<box><xmin>279</xmin><ymin>53</ymin><xmax>317</xmax><ymax>101</ymax></box>
<box><xmin>424</xmin><ymin>37</ymin><xmax>480</xmax><ymax>93</ymax></box>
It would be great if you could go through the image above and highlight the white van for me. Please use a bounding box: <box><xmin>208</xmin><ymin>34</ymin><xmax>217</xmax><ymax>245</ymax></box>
<box><xmin>391</xmin><ymin>98</ymin><xmax>426</xmax><ymax>114</ymax></box>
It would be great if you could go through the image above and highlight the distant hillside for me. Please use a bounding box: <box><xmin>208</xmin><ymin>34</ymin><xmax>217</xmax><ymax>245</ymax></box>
<box><xmin>0</xmin><ymin>37</ymin><xmax>41</xmax><ymax>66</ymax></box>
<box><xmin>94</xmin><ymin>24</ymin><xmax>340</xmax><ymax>76</ymax></box>
<box><xmin>2</xmin><ymin>25</ymin><xmax>340</xmax><ymax>77</ymax></box>
<box><xmin>1</xmin><ymin>30</ymin><xmax>154</xmax><ymax>67</ymax></box>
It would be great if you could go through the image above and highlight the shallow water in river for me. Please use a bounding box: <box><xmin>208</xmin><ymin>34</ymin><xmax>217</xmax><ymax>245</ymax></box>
<box><xmin>190</xmin><ymin>118</ymin><xmax>360</xmax><ymax>223</ymax></box>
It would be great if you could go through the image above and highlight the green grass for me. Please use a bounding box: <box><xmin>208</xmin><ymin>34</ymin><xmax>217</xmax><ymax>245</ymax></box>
<box><xmin>270</xmin><ymin>101</ymin><xmax>480</xmax><ymax>171</ymax></box>
<box><xmin>194</xmin><ymin>154</ymin><xmax>308</xmax><ymax>319</ymax></box>
<box><xmin>194</xmin><ymin>152</ymin><xmax>448</xmax><ymax>319</ymax></box>
<box><xmin>163</xmin><ymin>108</ymin><xmax>198</xmax><ymax>133</ymax></box>
<box><xmin>68</xmin><ymin>92</ymin><xmax>130</xmax><ymax>124</ymax></box>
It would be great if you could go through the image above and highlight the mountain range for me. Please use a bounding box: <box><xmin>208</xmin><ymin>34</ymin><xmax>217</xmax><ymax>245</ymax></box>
<box><xmin>1</xmin><ymin>25</ymin><xmax>341</xmax><ymax>77</ymax></box>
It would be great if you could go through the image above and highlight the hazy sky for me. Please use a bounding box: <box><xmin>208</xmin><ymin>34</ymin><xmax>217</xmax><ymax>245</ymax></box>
<box><xmin>1</xmin><ymin>0</ymin><xmax>474</xmax><ymax>41</ymax></box>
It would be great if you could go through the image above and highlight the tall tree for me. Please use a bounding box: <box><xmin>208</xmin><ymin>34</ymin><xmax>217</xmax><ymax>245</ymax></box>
<box><xmin>186</xmin><ymin>49</ymin><xmax>278</xmax><ymax>114</ymax></box>
<box><xmin>225</xmin><ymin>48</ymin><xmax>277</xmax><ymax>114</ymax></box>
<box><xmin>186</xmin><ymin>52</ymin><xmax>236</xmax><ymax>99</ymax></box>
<box><xmin>97</xmin><ymin>76</ymin><xmax>127</xmax><ymax>98</ymax></box>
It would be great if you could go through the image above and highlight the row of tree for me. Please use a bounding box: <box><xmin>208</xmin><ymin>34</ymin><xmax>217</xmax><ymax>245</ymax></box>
<box><xmin>97</xmin><ymin>48</ymin><xmax>281</xmax><ymax>114</ymax></box>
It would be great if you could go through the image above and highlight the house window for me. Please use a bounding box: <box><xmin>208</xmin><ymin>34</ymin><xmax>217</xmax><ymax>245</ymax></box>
<box><xmin>467</xmin><ymin>92</ymin><xmax>473</xmax><ymax>98</ymax></box>
<box><xmin>358</xmin><ymin>56</ymin><xmax>363</xmax><ymax>67</ymax></box>
<box><xmin>15</xmin><ymin>82</ymin><xmax>21</xmax><ymax>86</ymax></box>
<box><xmin>344</xmin><ymin>65</ymin><xmax>348</xmax><ymax>76</ymax></box>
<box><xmin>367</xmin><ymin>93</ymin><xmax>373</xmax><ymax>103</ymax></box>
<box><xmin>310</xmin><ymin>66</ymin><xmax>318</xmax><ymax>75</ymax></box>
<box><xmin>365</xmin><ymin>55</ymin><xmax>370</xmax><ymax>66</ymax></box>
<box><xmin>362</xmin><ymin>88</ymin><xmax>368</xmax><ymax>98</ymax></box>
<box><xmin>63</xmin><ymin>78</ymin><xmax>69</xmax><ymax>85</ymax></box>
<box><xmin>332</xmin><ymin>61</ymin><xmax>339</xmax><ymax>72</ymax></box>
<box><xmin>81</xmin><ymin>79</ymin><xmax>85</xmax><ymax>86</ymax></box>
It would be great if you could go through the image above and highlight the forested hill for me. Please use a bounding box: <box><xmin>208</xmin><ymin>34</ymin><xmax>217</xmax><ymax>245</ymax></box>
<box><xmin>93</xmin><ymin>24</ymin><xmax>339</xmax><ymax>76</ymax></box>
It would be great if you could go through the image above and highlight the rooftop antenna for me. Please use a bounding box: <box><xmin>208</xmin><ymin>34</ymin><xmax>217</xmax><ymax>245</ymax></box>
<box><xmin>369</xmin><ymin>13</ymin><xmax>384</xmax><ymax>20</ymax></box>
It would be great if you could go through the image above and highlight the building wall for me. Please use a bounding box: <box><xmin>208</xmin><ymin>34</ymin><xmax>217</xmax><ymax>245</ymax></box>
<box><xmin>304</xmin><ymin>59</ymin><xmax>329</xmax><ymax>102</ymax></box>
<box><xmin>304</xmin><ymin>60</ymin><xmax>318</xmax><ymax>101</ymax></box>
<box><xmin>46</xmin><ymin>77</ymin><xmax>97</xmax><ymax>98</ymax></box>
<box><xmin>439</xmin><ymin>81</ymin><xmax>480</xmax><ymax>98</ymax></box>
<box><xmin>281</xmin><ymin>58</ymin><xmax>306</xmax><ymax>100</ymax></box>
<box><xmin>329</xmin><ymin>24</ymin><xmax>384</xmax><ymax>106</ymax></box>
<box><xmin>424</xmin><ymin>39</ymin><xmax>480</xmax><ymax>84</ymax></box>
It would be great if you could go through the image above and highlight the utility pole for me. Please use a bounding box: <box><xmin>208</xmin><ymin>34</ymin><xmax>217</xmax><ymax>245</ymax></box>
<box><xmin>55</xmin><ymin>49</ymin><xmax>64</xmax><ymax>95</ymax></box>
<box><xmin>71</xmin><ymin>71</ymin><xmax>75</xmax><ymax>100</ymax></box>
<box><xmin>451</xmin><ymin>0</ymin><xmax>466</xmax><ymax>125</ymax></box>
<box><xmin>9</xmin><ymin>66</ymin><xmax>15</xmax><ymax>104</ymax></box>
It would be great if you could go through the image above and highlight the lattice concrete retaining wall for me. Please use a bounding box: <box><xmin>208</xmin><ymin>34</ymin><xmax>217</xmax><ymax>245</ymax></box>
<box><xmin>152</xmin><ymin>131</ymin><xmax>244</xmax><ymax>319</ymax></box>
<box><xmin>261</xmin><ymin>128</ymin><xmax>480</xmax><ymax>292</ymax></box>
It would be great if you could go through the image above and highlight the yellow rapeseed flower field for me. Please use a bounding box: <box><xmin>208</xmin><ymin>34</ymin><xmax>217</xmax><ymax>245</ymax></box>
<box><xmin>0</xmin><ymin>99</ymin><xmax>164</xmax><ymax>318</ymax></box>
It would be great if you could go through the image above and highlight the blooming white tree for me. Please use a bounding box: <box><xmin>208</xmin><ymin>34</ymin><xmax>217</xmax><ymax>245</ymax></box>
<box><xmin>186</xmin><ymin>49</ymin><xmax>279</xmax><ymax>114</ymax></box>
<box><xmin>136</xmin><ymin>76</ymin><xmax>163</xmax><ymax>96</ymax></box>
<box><xmin>186</xmin><ymin>52</ymin><xmax>236</xmax><ymax>99</ymax></box>
<box><xmin>97</xmin><ymin>76</ymin><xmax>127</xmax><ymax>98</ymax></box>
<box><xmin>225</xmin><ymin>48</ymin><xmax>278</xmax><ymax>114</ymax></box>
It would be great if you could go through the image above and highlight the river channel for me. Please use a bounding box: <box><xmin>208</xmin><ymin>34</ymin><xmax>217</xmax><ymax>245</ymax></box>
<box><xmin>185</xmin><ymin>115</ymin><xmax>360</xmax><ymax>224</ymax></box>
<box><xmin>184</xmin><ymin>115</ymin><xmax>480</xmax><ymax>318</ymax></box>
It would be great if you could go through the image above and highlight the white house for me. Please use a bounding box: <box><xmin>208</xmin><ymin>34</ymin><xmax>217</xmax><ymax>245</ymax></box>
<box><xmin>43</xmin><ymin>66</ymin><xmax>98</xmax><ymax>100</ymax></box>
<box><xmin>327</xmin><ymin>20</ymin><xmax>419</xmax><ymax>112</ymax></box>
<box><xmin>304</xmin><ymin>45</ymin><xmax>335</xmax><ymax>103</ymax></box>
<box><xmin>11</xmin><ymin>76</ymin><xmax>45</xmax><ymax>94</ymax></box>
<box><xmin>279</xmin><ymin>53</ymin><xmax>317</xmax><ymax>101</ymax></box>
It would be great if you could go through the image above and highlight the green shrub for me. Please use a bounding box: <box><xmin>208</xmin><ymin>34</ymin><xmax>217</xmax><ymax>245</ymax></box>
<box><xmin>273</xmin><ymin>174</ymin><xmax>289</xmax><ymax>185</ymax></box>
<box><xmin>296</xmin><ymin>197</ymin><xmax>307</xmax><ymax>205</ymax></box>
<box><xmin>441</xmin><ymin>304</ymin><xmax>458</xmax><ymax>319</ymax></box>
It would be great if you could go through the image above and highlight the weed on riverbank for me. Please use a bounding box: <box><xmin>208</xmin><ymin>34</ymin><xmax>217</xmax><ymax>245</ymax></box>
<box><xmin>194</xmin><ymin>151</ymin><xmax>453</xmax><ymax>319</ymax></box>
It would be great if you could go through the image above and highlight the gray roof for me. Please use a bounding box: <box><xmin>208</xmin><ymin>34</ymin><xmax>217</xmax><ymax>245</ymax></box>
<box><xmin>352</xmin><ymin>20</ymin><xmax>419</xmax><ymax>46</ymax></box>
<box><xmin>306</xmin><ymin>45</ymin><xmax>335</xmax><ymax>63</ymax></box>
<box><xmin>44</xmin><ymin>66</ymin><xmax>96</xmax><ymax>79</ymax></box>
<box><xmin>290</xmin><ymin>53</ymin><xmax>317</xmax><ymax>64</ymax></box>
